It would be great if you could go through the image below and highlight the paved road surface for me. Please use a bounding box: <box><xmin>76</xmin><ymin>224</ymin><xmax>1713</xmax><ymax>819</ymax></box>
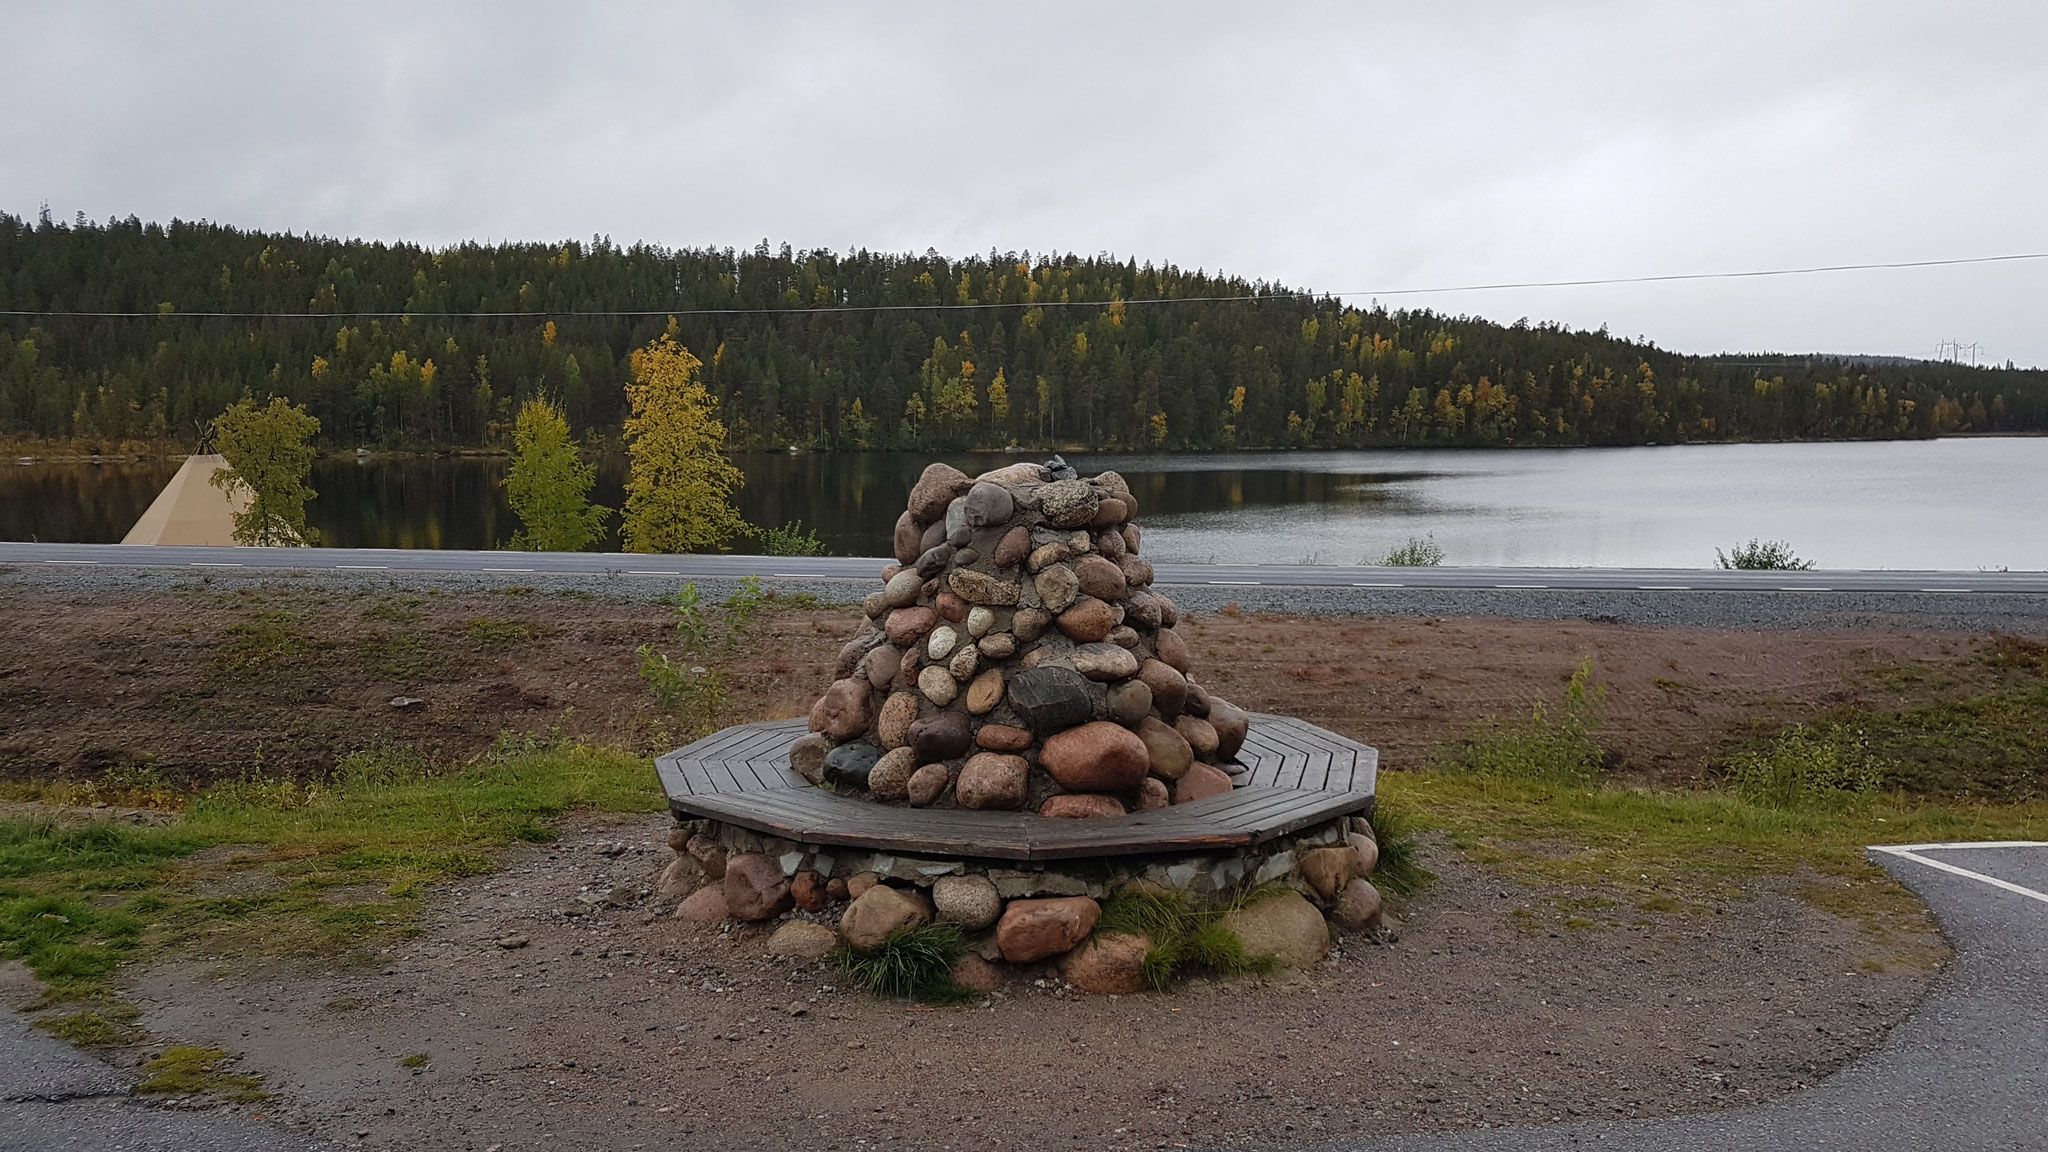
<box><xmin>1345</xmin><ymin>842</ymin><xmax>2048</xmax><ymax>1152</ymax></box>
<box><xmin>5</xmin><ymin>541</ymin><xmax>2046</xmax><ymax>594</ymax></box>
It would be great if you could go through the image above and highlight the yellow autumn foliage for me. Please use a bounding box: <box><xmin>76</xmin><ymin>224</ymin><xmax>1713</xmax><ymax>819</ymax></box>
<box><xmin>620</xmin><ymin>333</ymin><xmax>746</xmax><ymax>553</ymax></box>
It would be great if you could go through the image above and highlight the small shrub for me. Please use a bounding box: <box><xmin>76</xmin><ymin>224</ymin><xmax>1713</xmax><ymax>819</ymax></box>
<box><xmin>1726</xmin><ymin>725</ymin><xmax>1890</xmax><ymax>809</ymax></box>
<box><xmin>1441</xmin><ymin>658</ymin><xmax>1606</xmax><ymax>784</ymax></box>
<box><xmin>755</xmin><ymin>520</ymin><xmax>828</xmax><ymax>557</ymax></box>
<box><xmin>1365</xmin><ymin>803</ymin><xmax>1433</xmax><ymax>897</ymax></box>
<box><xmin>1716</xmin><ymin>538</ymin><xmax>1815</xmax><ymax>570</ymax></box>
<box><xmin>1378</xmin><ymin>535</ymin><xmax>1446</xmax><ymax>567</ymax></box>
<box><xmin>830</xmin><ymin>923</ymin><xmax>974</xmax><ymax>1003</ymax></box>
<box><xmin>637</xmin><ymin>578</ymin><xmax>767</xmax><ymax>737</ymax></box>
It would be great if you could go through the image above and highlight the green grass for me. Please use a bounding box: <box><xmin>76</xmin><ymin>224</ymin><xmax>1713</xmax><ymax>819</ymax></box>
<box><xmin>35</xmin><ymin>1002</ymin><xmax>145</xmax><ymax>1047</ymax></box>
<box><xmin>135</xmin><ymin>1045</ymin><xmax>267</xmax><ymax>1102</ymax></box>
<box><xmin>1094</xmin><ymin>889</ymin><xmax>1276</xmax><ymax>989</ymax></box>
<box><xmin>1437</xmin><ymin>657</ymin><xmax>1605</xmax><ymax>785</ymax></box>
<box><xmin>213</xmin><ymin>611</ymin><xmax>326</xmax><ymax>673</ymax></box>
<box><xmin>1365</xmin><ymin>803</ymin><xmax>1432</xmax><ymax>897</ymax></box>
<box><xmin>829</xmin><ymin>923</ymin><xmax>976</xmax><ymax>1003</ymax></box>
<box><xmin>399</xmin><ymin>1052</ymin><xmax>430</xmax><ymax>1068</ymax></box>
<box><xmin>0</xmin><ymin>744</ymin><xmax>662</xmax><ymax>1006</ymax></box>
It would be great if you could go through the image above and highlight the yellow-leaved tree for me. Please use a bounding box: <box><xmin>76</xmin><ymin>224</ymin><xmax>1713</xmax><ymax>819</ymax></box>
<box><xmin>621</xmin><ymin>331</ymin><xmax>746</xmax><ymax>553</ymax></box>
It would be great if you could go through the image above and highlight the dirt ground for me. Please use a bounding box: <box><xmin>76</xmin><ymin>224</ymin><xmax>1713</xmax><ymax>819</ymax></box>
<box><xmin>0</xmin><ymin>583</ymin><xmax>1984</xmax><ymax>1148</ymax></box>
<box><xmin>79</xmin><ymin>811</ymin><xmax>1932</xmax><ymax>1152</ymax></box>
<box><xmin>0</xmin><ymin>583</ymin><xmax>1980</xmax><ymax>788</ymax></box>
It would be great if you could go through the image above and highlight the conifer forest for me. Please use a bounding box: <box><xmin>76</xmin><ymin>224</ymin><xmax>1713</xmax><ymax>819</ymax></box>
<box><xmin>4</xmin><ymin>212</ymin><xmax>2044</xmax><ymax>452</ymax></box>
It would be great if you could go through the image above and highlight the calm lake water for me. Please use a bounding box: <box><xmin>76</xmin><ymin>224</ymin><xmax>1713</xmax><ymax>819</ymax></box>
<box><xmin>4</xmin><ymin>439</ymin><xmax>2044</xmax><ymax>570</ymax></box>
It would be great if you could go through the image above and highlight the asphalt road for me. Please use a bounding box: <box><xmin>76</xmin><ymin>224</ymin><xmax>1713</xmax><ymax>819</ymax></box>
<box><xmin>1344</xmin><ymin>842</ymin><xmax>2048</xmax><ymax>1152</ymax></box>
<box><xmin>4</xmin><ymin>541</ymin><xmax>2046</xmax><ymax>594</ymax></box>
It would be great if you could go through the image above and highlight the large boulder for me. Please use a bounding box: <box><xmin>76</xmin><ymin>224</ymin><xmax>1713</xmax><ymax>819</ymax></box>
<box><xmin>672</xmin><ymin>885</ymin><xmax>731</xmax><ymax>922</ymax></box>
<box><xmin>1297</xmin><ymin>845</ymin><xmax>1365</xmax><ymax>904</ymax></box>
<box><xmin>766</xmin><ymin>920</ymin><xmax>839</xmax><ymax>960</ymax></box>
<box><xmin>1207</xmin><ymin>696</ymin><xmax>1251</xmax><ymax>760</ymax></box>
<box><xmin>1333</xmin><ymin>878</ymin><xmax>1383</xmax><ymax>931</ymax></box>
<box><xmin>1172</xmin><ymin>762</ymin><xmax>1235</xmax><ymax>805</ymax></box>
<box><xmin>907</xmin><ymin>462</ymin><xmax>974</xmax><ymax>522</ymax></box>
<box><xmin>1039</xmin><ymin>793</ymin><xmax>1126</xmax><ymax>819</ymax></box>
<box><xmin>839</xmin><ymin>884</ymin><xmax>933</xmax><ymax>952</ymax></box>
<box><xmin>910</xmin><ymin>711</ymin><xmax>973</xmax><ymax>763</ymax></box>
<box><xmin>931</xmin><ymin>874</ymin><xmax>1004</xmax><ymax>930</ymax></box>
<box><xmin>1136</xmin><ymin>715</ymin><xmax>1193</xmax><ymax>781</ymax></box>
<box><xmin>955</xmin><ymin>752</ymin><xmax>1029</xmax><ymax>810</ymax></box>
<box><xmin>823</xmin><ymin>742</ymin><xmax>880</xmax><ymax>789</ymax></box>
<box><xmin>722</xmin><ymin>853</ymin><xmax>793</xmax><ymax>921</ymax></box>
<box><xmin>1007</xmin><ymin>667</ymin><xmax>1094</xmax><ymax>735</ymax></box>
<box><xmin>1222</xmin><ymin>890</ymin><xmax>1330</xmax><ymax>968</ymax></box>
<box><xmin>1063</xmin><ymin>932</ymin><xmax>1152</xmax><ymax>995</ymax></box>
<box><xmin>995</xmin><ymin>896</ymin><xmax>1102</xmax><ymax>963</ymax></box>
<box><xmin>809</xmin><ymin>678</ymin><xmax>872</xmax><ymax>741</ymax></box>
<box><xmin>1040</xmin><ymin>722</ymin><xmax>1151</xmax><ymax>793</ymax></box>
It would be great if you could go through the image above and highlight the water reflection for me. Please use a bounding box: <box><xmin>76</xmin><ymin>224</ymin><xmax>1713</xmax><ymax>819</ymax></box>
<box><xmin>4</xmin><ymin>440</ymin><xmax>2044</xmax><ymax>570</ymax></box>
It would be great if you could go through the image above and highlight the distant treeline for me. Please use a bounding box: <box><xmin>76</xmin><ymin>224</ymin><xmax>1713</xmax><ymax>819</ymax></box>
<box><xmin>4</xmin><ymin>211</ymin><xmax>2044</xmax><ymax>452</ymax></box>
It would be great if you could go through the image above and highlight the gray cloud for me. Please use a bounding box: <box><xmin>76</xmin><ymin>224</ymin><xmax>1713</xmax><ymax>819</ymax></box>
<box><xmin>5</xmin><ymin>1</ymin><xmax>2044</xmax><ymax>363</ymax></box>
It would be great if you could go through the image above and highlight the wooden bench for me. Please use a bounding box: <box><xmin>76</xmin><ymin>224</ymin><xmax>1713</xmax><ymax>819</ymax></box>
<box><xmin>655</xmin><ymin>714</ymin><xmax>1377</xmax><ymax>862</ymax></box>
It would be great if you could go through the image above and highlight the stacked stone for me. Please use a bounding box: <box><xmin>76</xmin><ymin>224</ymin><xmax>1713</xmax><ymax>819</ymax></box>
<box><xmin>789</xmin><ymin>457</ymin><xmax>1253</xmax><ymax>817</ymax></box>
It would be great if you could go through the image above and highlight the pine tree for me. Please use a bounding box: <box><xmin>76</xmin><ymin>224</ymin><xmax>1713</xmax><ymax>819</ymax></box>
<box><xmin>505</xmin><ymin>396</ymin><xmax>611</xmax><ymax>551</ymax></box>
<box><xmin>620</xmin><ymin>331</ymin><xmax>745</xmax><ymax>553</ymax></box>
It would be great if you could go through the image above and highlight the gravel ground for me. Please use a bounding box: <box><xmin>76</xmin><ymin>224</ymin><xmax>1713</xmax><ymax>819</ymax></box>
<box><xmin>6</xmin><ymin>561</ymin><xmax>2047</xmax><ymax>634</ymax></box>
<box><xmin>118</xmin><ymin>814</ymin><xmax>1939</xmax><ymax>1152</ymax></box>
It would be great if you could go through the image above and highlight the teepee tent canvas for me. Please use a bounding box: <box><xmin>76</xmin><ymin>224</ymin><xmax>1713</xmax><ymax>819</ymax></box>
<box><xmin>120</xmin><ymin>455</ymin><xmax>250</xmax><ymax>546</ymax></box>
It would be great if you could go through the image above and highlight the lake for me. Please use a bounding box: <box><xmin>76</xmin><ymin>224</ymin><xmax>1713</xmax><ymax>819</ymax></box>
<box><xmin>4</xmin><ymin>439</ymin><xmax>2044</xmax><ymax>571</ymax></box>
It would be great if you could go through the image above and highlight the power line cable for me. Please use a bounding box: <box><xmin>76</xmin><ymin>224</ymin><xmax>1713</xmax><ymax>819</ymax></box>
<box><xmin>3</xmin><ymin>250</ymin><xmax>2044</xmax><ymax>321</ymax></box>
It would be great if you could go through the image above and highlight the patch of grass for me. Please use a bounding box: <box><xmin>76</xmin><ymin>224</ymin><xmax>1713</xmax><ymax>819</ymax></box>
<box><xmin>135</xmin><ymin>1045</ymin><xmax>266</xmax><ymax>1102</ymax></box>
<box><xmin>1437</xmin><ymin>657</ymin><xmax>1606</xmax><ymax>785</ymax></box>
<box><xmin>1365</xmin><ymin>803</ymin><xmax>1433</xmax><ymax>897</ymax></box>
<box><xmin>830</xmin><ymin>923</ymin><xmax>975</xmax><ymax>1003</ymax></box>
<box><xmin>35</xmin><ymin>1002</ymin><xmax>144</xmax><ymax>1047</ymax></box>
<box><xmin>1095</xmin><ymin>889</ymin><xmax>1275</xmax><ymax>989</ymax></box>
<box><xmin>214</xmin><ymin>611</ymin><xmax>325</xmax><ymax>673</ymax></box>
<box><xmin>1389</xmin><ymin>766</ymin><xmax>2048</xmax><ymax>927</ymax></box>
<box><xmin>0</xmin><ymin>745</ymin><xmax>662</xmax><ymax>1005</ymax></box>
<box><xmin>359</xmin><ymin>631</ymin><xmax>442</xmax><ymax>681</ymax></box>
<box><xmin>399</xmin><ymin>1052</ymin><xmax>430</xmax><ymax>1068</ymax></box>
<box><xmin>463</xmin><ymin>617</ymin><xmax>549</xmax><ymax>646</ymax></box>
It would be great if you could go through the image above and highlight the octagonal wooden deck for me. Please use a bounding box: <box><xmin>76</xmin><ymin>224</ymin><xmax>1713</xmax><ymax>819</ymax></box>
<box><xmin>654</xmin><ymin>713</ymin><xmax>1376</xmax><ymax>862</ymax></box>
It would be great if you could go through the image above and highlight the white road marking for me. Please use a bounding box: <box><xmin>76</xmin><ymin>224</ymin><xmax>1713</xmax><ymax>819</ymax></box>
<box><xmin>334</xmin><ymin>564</ymin><xmax>388</xmax><ymax>569</ymax></box>
<box><xmin>1869</xmin><ymin>842</ymin><xmax>2048</xmax><ymax>906</ymax></box>
<box><xmin>1351</xmin><ymin>582</ymin><xmax>1405</xmax><ymax>588</ymax></box>
<box><xmin>1637</xmin><ymin>585</ymin><xmax>1691</xmax><ymax>590</ymax></box>
<box><xmin>1494</xmin><ymin>584</ymin><xmax>1547</xmax><ymax>589</ymax></box>
<box><xmin>44</xmin><ymin>559</ymin><xmax>98</xmax><ymax>565</ymax></box>
<box><xmin>191</xmin><ymin>562</ymin><xmax>243</xmax><ymax>567</ymax></box>
<box><xmin>1207</xmin><ymin>580</ymin><xmax>1261</xmax><ymax>586</ymax></box>
<box><xmin>1781</xmin><ymin>586</ymin><xmax>1832</xmax><ymax>591</ymax></box>
<box><xmin>771</xmin><ymin>573</ymin><xmax>819</xmax><ymax>578</ymax></box>
<box><xmin>1919</xmin><ymin>588</ymin><xmax>1974</xmax><ymax>593</ymax></box>
<box><xmin>483</xmin><ymin>567</ymin><xmax>535</xmax><ymax>573</ymax></box>
<box><xmin>626</xmin><ymin>570</ymin><xmax>681</xmax><ymax>576</ymax></box>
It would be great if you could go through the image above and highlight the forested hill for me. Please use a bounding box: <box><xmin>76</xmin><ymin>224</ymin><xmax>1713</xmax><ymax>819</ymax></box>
<box><xmin>4</xmin><ymin>212</ymin><xmax>2044</xmax><ymax>452</ymax></box>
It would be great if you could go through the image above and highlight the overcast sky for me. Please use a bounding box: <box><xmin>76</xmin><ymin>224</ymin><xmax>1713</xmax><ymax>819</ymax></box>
<box><xmin>5</xmin><ymin>1</ymin><xmax>2045</xmax><ymax>365</ymax></box>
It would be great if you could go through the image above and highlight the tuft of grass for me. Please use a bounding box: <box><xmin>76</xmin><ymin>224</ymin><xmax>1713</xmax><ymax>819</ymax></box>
<box><xmin>1438</xmin><ymin>657</ymin><xmax>1605</xmax><ymax>785</ymax></box>
<box><xmin>1095</xmin><ymin>889</ymin><xmax>1274</xmax><ymax>989</ymax></box>
<box><xmin>135</xmin><ymin>1045</ymin><xmax>267</xmax><ymax>1102</ymax></box>
<box><xmin>1716</xmin><ymin>538</ymin><xmax>1815</xmax><ymax>570</ymax></box>
<box><xmin>830</xmin><ymin>922</ymin><xmax>976</xmax><ymax>1003</ymax></box>
<box><xmin>1726</xmin><ymin>725</ymin><xmax>1889</xmax><ymax>809</ymax></box>
<box><xmin>1365</xmin><ymin>803</ymin><xmax>1433</xmax><ymax>897</ymax></box>
<box><xmin>399</xmin><ymin>1052</ymin><xmax>430</xmax><ymax>1068</ymax></box>
<box><xmin>1377</xmin><ymin>535</ymin><xmax>1446</xmax><ymax>567</ymax></box>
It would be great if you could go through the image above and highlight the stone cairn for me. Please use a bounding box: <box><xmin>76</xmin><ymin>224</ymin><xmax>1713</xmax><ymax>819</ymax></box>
<box><xmin>788</xmin><ymin>457</ymin><xmax>1253</xmax><ymax>817</ymax></box>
